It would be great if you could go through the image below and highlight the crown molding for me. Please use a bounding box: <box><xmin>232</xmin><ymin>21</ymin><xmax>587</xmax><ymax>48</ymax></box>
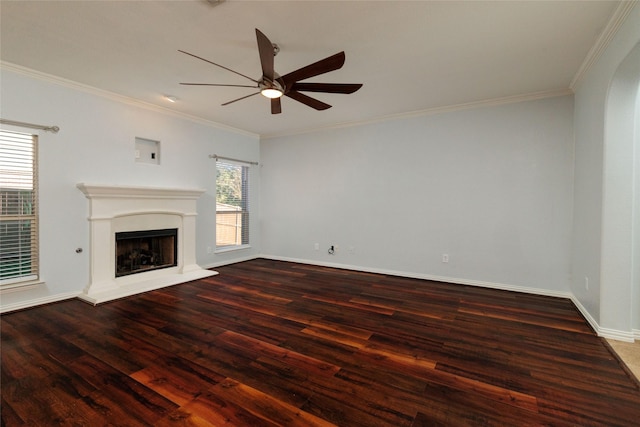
<box><xmin>570</xmin><ymin>1</ymin><xmax>638</xmax><ymax>90</ymax></box>
<box><xmin>261</xmin><ymin>88</ymin><xmax>573</xmax><ymax>140</ymax></box>
<box><xmin>0</xmin><ymin>61</ymin><xmax>259</xmax><ymax>139</ymax></box>
<box><xmin>0</xmin><ymin>61</ymin><xmax>575</xmax><ymax>142</ymax></box>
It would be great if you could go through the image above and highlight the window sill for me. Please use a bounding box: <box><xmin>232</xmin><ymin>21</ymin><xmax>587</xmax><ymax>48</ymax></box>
<box><xmin>1</xmin><ymin>279</ymin><xmax>45</xmax><ymax>293</ymax></box>
<box><xmin>215</xmin><ymin>244</ymin><xmax>251</xmax><ymax>254</ymax></box>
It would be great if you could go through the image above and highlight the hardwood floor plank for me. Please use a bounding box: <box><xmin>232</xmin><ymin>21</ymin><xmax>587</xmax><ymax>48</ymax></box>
<box><xmin>130</xmin><ymin>355</ymin><xmax>226</xmax><ymax>406</ymax></box>
<box><xmin>64</xmin><ymin>329</ymin><xmax>159</xmax><ymax>376</ymax></box>
<box><xmin>87</xmin><ymin>373</ymin><xmax>179</xmax><ymax>424</ymax></box>
<box><xmin>0</xmin><ymin>396</ymin><xmax>25</xmax><ymax>426</ymax></box>
<box><xmin>1</xmin><ymin>342</ymin><xmax>71</xmax><ymax>384</ymax></box>
<box><xmin>306</xmin><ymin>317</ymin><xmax>374</xmax><ymax>340</ymax></box>
<box><xmin>277</xmin><ymin>333</ymin><xmax>364</xmax><ymax>372</ymax></box>
<box><xmin>154</xmin><ymin>409</ymin><xmax>218</xmax><ymax>427</ymax></box>
<box><xmin>302</xmin><ymin>294</ymin><xmax>396</xmax><ymax>316</ymax></box>
<box><xmin>184</xmin><ymin>387</ymin><xmax>284</xmax><ymax>427</ymax></box>
<box><xmin>246</xmin><ymin>357</ymin><xmax>410</xmax><ymax>427</ymax></box>
<box><xmin>3</xmin><ymin>376</ymin><xmax>95</xmax><ymax>426</ymax></box>
<box><xmin>65</xmin><ymin>354</ymin><xmax>130</xmax><ymax>391</ymax></box>
<box><xmin>3</xmin><ymin>258</ymin><xmax>640</xmax><ymax>426</ymax></box>
<box><xmin>413</xmin><ymin>383</ymin><xmax>566</xmax><ymax>427</ymax></box>
<box><xmin>217</xmin><ymin>330</ymin><xmax>341</xmax><ymax>377</ymax></box>
<box><xmin>0</xmin><ymin>316</ymin><xmax>33</xmax><ymax>351</ymax></box>
<box><xmin>301</xmin><ymin>325</ymin><xmax>369</xmax><ymax>349</ymax></box>
<box><xmin>207</xmin><ymin>378</ymin><xmax>335</xmax><ymax>427</ymax></box>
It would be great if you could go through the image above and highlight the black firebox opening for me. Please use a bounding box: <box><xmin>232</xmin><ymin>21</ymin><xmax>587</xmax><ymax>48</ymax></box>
<box><xmin>115</xmin><ymin>228</ymin><xmax>178</xmax><ymax>277</ymax></box>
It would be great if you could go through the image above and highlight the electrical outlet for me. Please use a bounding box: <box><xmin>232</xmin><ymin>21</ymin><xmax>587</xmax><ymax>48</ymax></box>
<box><xmin>442</xmin><ymin>254</ymin><xmax>449</xmax><ymax>263</ymax></box>
<box><xmin>207</xmin><ymin>246</ymin><xmax>212</xmax><ymax>254</ymax></box>
<box><xmin>314</xmin><ymin>243</ymin><xmax>319</xmax><ymax>250</ymax></box>
<box><xmin>585</xmin><ymin>276</ymin><xmax>589</xmax><ymax>290</ymax></box>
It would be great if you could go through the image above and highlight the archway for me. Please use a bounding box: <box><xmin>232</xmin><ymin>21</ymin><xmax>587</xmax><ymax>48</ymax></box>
<box><xmin>600</xmin><ymin>42</ymin><xmax>640</xmax><ymax>339</ymax></box>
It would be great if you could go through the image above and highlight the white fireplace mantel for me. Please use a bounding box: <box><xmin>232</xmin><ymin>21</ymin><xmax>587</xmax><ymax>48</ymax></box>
<box><xmin>77</xmin><ymin>183</ymin><xmax>217</xmax><ymax>304</ymax></box>
<box><xmin>77</xmin><ymin>183</ymin><xmax>207</xmax><ymax>201</ymax></box>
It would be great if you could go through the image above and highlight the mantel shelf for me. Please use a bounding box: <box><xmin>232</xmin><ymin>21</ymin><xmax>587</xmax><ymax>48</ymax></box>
<box><xmin>77</xmin><ymin>183</ymin><xmax>206</xmax><ymax>200</ymax></box>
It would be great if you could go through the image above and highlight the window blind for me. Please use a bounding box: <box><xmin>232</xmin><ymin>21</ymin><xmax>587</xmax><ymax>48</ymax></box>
<box><xmin>215</xmin><ymin>160</ymin><xmax>250</xmax><ymax>248</ymax></box>
<box><xmin>0</xmin><ymin>130</ymin><xmax>38</xmax><ymax>284</ymax></box>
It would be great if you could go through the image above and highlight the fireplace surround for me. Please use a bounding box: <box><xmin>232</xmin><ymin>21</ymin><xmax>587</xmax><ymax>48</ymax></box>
<box><xmin>77</xmin><ymin>183</ymin><xmax>217</xmax><ymax>304</ymax></box>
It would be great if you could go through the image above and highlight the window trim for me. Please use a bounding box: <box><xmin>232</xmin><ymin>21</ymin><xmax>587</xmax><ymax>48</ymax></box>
<box><xmin>0</xmin><ymin>129</ymin><xmax>39</xmax><ymax>288</ymax></box>
<box><xmin>215</xmin><ymin>159</ymin><xmax>250</xmax><ymax>249</ymax></box>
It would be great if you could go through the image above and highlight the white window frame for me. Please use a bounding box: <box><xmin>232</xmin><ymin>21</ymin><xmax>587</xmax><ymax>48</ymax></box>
<box><xmin>215</xmin><ymin>159</ymin><xmax>250</xmax><ymax>251</ymax></box>
<box><xmin>0</xmin><ymin>129</ymin><xmax>39</xmax><ymax>288</ymax></box>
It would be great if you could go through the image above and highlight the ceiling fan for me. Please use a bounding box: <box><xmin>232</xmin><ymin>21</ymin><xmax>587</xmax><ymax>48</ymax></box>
<box><xmin>179</xmin><ymin>29</ymin><xmax>363</xmax><ymax>114</ymax></box>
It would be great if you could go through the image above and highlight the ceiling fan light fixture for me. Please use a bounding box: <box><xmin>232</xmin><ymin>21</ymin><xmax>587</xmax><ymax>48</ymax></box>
<box><xmin>259</xmin><ymin>77</ymin><xmax>284</xmax><ymax>99</ymax></box>
<box><xmin>261</xmin><ymin>88</ymin><xmax>283</xmax><ymax>99</ymax></box>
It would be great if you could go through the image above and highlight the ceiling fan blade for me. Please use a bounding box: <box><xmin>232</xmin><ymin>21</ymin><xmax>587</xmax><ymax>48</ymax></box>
<box><xmin>221</xmin><ymin>91</ymin><xmax>260</xmax><ymax>106</ymax></box>
<box><xmin>281</xmin><ymin>52</ymin><xmax>346</xmax><ymax>87</ymax></box>
<box><xmin>285</xmin><ymin>91</ymin><xmax>331</xmax><ymax>111</ymax></box>
<box><xmin>290</xmin><ymin>82</ymin><xmax>363</xmax><ymax>94</ymax></box>
<box><xmin>271</xmin><ymin>98</ymin><xmax>282</xmax><ymax>114</ymax></box>
<box><xmin>256</xmin><ymin>29</ymin><xmax>275</xmax><ymax>82</ymax></box>
<box><xmin>178</xmin><ymin>49</ymin><xmax>258</xmax><ymax>83</ymax></box>
<box><xmin>180</xmin><ymin>83</ymin><xmax>258</xmax><ymax>88</ymax></box>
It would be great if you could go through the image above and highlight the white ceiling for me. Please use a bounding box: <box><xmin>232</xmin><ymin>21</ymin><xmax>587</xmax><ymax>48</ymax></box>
<box><xmin>0</xmin><ymin>1</ymin><xmax>620</xmax><ymax>137</ymax></box>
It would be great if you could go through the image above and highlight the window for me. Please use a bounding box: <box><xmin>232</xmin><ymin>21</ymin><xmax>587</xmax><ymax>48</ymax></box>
<box><xmin>216</xmin><ymin>160</ymin><xmax>249</xmax><ymax>248</ymax></box>
<box><xmin>0</xmin><ymin>130</ymin><xmax>39</xmax><ymax>285</ymax></box>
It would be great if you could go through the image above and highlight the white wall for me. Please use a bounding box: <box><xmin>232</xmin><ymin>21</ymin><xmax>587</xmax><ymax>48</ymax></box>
<box><xmin>261</xmin><ymin>95</ymin><xmax>574</xmax><ymax>294</ymax></box>
<box><xmin>635</xmin><ymin>88</ymin><xmax>640</xmax><ymax>333</ymax></box>
<box><xmin>601</xmin><ymin>43</ymin><xmax>639</xmax><ymax>335</ymax></box>
<box><xmin>571</xmin><ymin>83</ymin><xmax>606</xmax><ymax>323</ymax></box>
<box><xmin>572</xmin><ymin>4</ymin><xmax>640</xmax><ymax>338</ymax></box>
<box><xmin>0</xmin><ymin>67</ymin><xmax>260</xmax><ymax>311</ymax></box>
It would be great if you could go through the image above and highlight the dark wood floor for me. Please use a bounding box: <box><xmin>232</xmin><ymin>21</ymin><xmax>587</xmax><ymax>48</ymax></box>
<box><xmin>2</xmin><ymin>259</ymin><xmax>639</xmax><ymax>426</ymax></box>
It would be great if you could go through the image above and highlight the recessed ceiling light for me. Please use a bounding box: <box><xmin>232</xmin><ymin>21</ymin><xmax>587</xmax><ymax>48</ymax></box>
<box><xmin>164</xmin><ymin>95</ymin><xmax>178</xmax><ymax>103</ymax></box>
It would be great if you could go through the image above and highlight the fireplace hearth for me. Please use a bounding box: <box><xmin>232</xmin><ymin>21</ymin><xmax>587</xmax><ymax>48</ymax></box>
<box><xmin>116</xmin><ymin>228</ymin><xmax>177</xmax><ymax>277</ymax></box>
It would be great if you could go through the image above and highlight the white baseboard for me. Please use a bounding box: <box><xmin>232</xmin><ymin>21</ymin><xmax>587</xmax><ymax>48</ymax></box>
<box><xmin>598</xmin><ymin>327</ymin><xmax>636</xmax><ymax>342</ymax></box>
<box><xmin>570</xmin><ymin>296</ymin><xmax>601</xmax><ymax>335</ymax></box>
<box><xmin>570</xmin><ymin>296</ymin><xmax>637</xmax><ymax>342</ymax></box>
<box><xmin>260</xmin><ymin>254</ymin><xmax>573</xmax><ymax>299</ymax></box>
<box><xmin>202</xmin><ymin>253</ymin><xmax>261</xmax><ymax>269</ymax></box>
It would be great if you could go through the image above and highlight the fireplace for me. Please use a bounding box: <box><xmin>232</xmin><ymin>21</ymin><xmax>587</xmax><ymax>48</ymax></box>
<box><xmin>116</xmin><ymin>228</ymin><xmax>178</xmax><ymax>277</ymax></box>
<box><xmin>77</xmin><ymin>183</ymin><xmax>217</xmax><ymax>304</ymax></box>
